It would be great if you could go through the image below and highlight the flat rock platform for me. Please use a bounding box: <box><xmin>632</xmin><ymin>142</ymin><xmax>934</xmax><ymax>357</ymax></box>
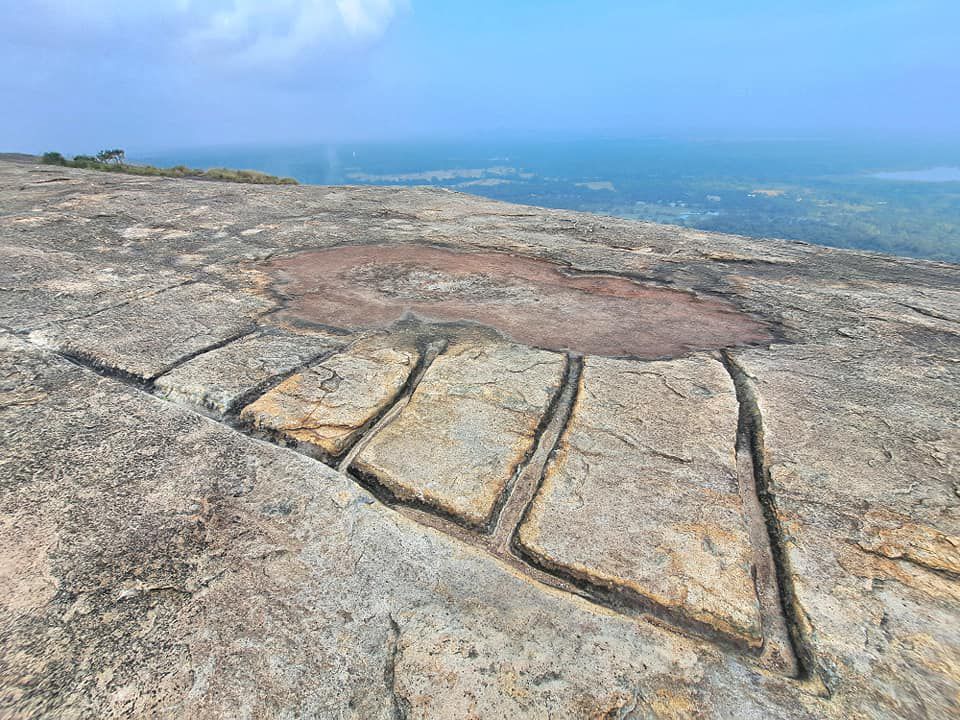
<box><xmin>1</xmin><ymin>158</ymin><xmax>958</xmax><ymax>718</ymax></box>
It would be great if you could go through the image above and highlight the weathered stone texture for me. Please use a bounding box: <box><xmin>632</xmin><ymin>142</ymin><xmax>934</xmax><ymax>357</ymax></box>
<box><xmin>239</xmin><ymin>336</ymin><xmax>421</xmax><ymax>459</ymax></box>
<box><xmin>264</xmin><ymin>243</ymin><xmax>775</xmax><ymax>357</ymax></box>
<box><xmin>517</xmin><ymin>354</ymin><xmax>763</xmax><ymax>647</ymax></box>
<box><xmin>352</xmin><ymin>341</ymin><xmax>566</xmax><ymax>528</ymax></box>
<box><xmin>154</xmin><ymin>329</ymin><xmax>343</xmax><ymax>415</ymax></box>
<box><xmin>0</xmin><ymin>244</ymin><xmax>186</xmax><ymax>332</ymax></box>
<box><xmin>728</xmin><ymin>340</ymin><xmax>960</xmax><ymax>706</ymax></box>
<box><xmin>1</xmin><ymin>158</ymin><xmax>959</xmax><ymax>719</ymax></box>
<box><xmin>28</xmin><ymin>281</ymin><xmax>272</xmax><ymax>380</ymax></box>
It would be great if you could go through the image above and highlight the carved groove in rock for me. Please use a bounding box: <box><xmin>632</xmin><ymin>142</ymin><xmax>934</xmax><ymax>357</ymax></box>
<box><xmin>490</xmin><ymin>354</ymin><xmax>583</xmax><ymax>551</ymax></box>
<box><xmin>20</xmin><ymin>239</ymin><xmax>806</xmax><ymax>677</ymax></box>
<box><xmin>349</xmin><ymin>341</ymin><xmax>568</xmax><ymax>530</ymax></box>
<box><xmin>239</xmin><ymin>336</ymin><xmax>433</xmax><ymax>464</ymax></box>
<box><xmin>337</xmin><ymin>338</ymin><xmax>448</xmax><ymax>472</ymax></box>
<box><xmin>39</xmin><ymin>329</ymin><xmax>806</xmax><ymax>678</ymax></box>
<box><xmin>8</xmin><ymin>161</ymin><xmax>960</xmax><ymax>718</ymax></box>
<box><xmin>721</xmin><ymin>351</ymin><xmax>828</xmax><ymax>691</ymax></box>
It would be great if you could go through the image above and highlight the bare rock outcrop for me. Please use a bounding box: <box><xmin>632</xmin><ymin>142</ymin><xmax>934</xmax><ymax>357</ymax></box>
<box><xmin>1</xmin><ymin>158</ymin><xmax>958</xmax><ymax>718</ymax></box>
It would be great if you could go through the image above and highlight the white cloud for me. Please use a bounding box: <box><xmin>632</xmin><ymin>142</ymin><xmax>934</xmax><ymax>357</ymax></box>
<box><xmin>181</xmin><ymin>0</ymin><xmax>409</xmax><ymax>66</ymax></box>
<box><xmin>22</xmin><ymin>0</ymin><xmax>409</xmax><ymax>68</ymax></box>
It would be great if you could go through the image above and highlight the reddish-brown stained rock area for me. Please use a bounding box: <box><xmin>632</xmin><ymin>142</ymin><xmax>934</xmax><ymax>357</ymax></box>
<box><xmin>264</xmin><ymin>244</ymin><xmax>774</xmax><ymax>358</ymax></box>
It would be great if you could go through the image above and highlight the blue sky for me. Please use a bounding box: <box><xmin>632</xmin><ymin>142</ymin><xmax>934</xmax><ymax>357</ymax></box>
<box><xmin>1</xmin><ymin>1</ymin><xmax>958</xmax><ymax>153</ymax></box>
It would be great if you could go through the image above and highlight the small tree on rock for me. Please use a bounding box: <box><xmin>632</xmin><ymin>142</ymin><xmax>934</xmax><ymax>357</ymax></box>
<box><xmin>40</xmin><ymin>152</ymin><xmax>67</xmax><ymax>165</ymax></box>
<box><xmin>96</xmin><ymin>149</ymin><xmax>125</xmax><ymax>167</ymax></box>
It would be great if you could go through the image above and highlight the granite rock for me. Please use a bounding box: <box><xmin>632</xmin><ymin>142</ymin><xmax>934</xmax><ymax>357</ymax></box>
<box><xmin>1</xmin><ymin>158</ymin><xmax>958</xmax><ymax>719</ymax></box>
<box><xmin>239</xmin><ymin>335</ymin><xmax>422</xmax><ymax>461</ymax></box>
<box><xmin>352</xmin><ymin>340</ymin><xmax>566</xmax><ymax>529</ymax></box>
<box><xmin>516</xmin><ymin>355</ymin><xmax>764</xmax><ymax>650</ymax></box>
<box><xmin>154</xmin><ymin>329</ymin><xmax>344</xmax><ymax>416</ymax></box>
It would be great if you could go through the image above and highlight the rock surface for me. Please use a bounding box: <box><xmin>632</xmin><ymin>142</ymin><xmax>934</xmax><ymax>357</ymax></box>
<box><xmin>352</xmin><ymin>340</ymin><xmax>566</xmax><ymax>528</ymax></box>
<box><xmin>241</xmin><ymin>335</ymin><xmax>422</xmax><ymax>461</ymax></box>
<box><xmin>1</xmin><ymin>158</ymin><xmax>958</xmax><ymax>719</ymax></box>
<box><xmin>516</xmin><ymin>355</ymin><xmax>763</xmax><ymax>649</ymax></box>
<box><xmin>154</xmin><ymin>329</ymin><xmax>343</xmax><ymax>416</ymax></box>
<box><xmin>29</xmin><ymin>281</ymin><xmax>273</xmax><ymax>381</ymax></box>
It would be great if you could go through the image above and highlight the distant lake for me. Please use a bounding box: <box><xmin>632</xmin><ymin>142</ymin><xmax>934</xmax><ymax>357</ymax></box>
<box><xmin>871</xmin><ymin>166</ymin><xmax>960</xmax><ymax>182</ymax></box>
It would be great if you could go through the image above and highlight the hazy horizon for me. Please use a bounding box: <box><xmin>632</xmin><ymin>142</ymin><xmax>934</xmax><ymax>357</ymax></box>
<box><xmin>92</xmin><ymin>130</ymin><xmax>960</xmax><ymax>161</ymax></box>
<box><xmin>127</xmin><ymin>136</ymin><xmax>960</xmax><ymax>262</ymax></box>
<box><xmin>2</xmin><ymin>1</ymin><xmax>959</xmax><ymax>152</ymax></box>
<box><xmin>5</xmin><ymin>1</ymin><xmax>958</xmax><ymax>263</ymax></box>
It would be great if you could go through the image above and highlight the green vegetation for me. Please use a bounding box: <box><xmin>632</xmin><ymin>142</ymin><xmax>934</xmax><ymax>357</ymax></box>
<box><xmin>40</xmin><ymin>149</ymin><xmax>298</xmax><ymax>185</ymax></box>
<box><xmin>41</xmin><ymin>151</ymin><xmax>67</xmax><ymax>165</ymax></box>
<box><xmin>95</xmin><ymin>148</ymin><xmax>125</xmax><ymax>166</ymax></box>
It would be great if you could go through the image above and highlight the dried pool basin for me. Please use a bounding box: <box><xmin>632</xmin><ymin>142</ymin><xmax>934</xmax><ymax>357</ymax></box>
<box><xmin>264</xmin><ymin>244</ymin><xmax>773</xmax><ymax>358</ymax></box>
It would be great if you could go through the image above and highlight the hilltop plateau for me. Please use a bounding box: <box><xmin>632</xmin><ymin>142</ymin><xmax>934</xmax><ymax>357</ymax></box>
<box><xmin>1</xmin><ymin>157</ymin><xmax>958</xmax><ymax>719</ymax></box>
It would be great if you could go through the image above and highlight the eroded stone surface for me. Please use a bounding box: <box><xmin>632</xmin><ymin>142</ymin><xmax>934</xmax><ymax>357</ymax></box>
<box><xmin>2</xmin><ymin>158</ymin><xmax>960</xmax><ymax>719</ymax></box>
<box><xmin>728</xmin><ymin>341</ymin><xmax>960</xmax><ymax>700</ymax></box>
<box><xmin>518</xmin><ymin>355</ymin><xmax>764</xmax><ymax>647</ymax></box>
<box><xmin>239</xmin><ymin>336</ymin><xmax>420</xmax><ymax>459</ymax></box>
<box><xmin>1</xmin><ymin>335</ymin><xmax>831</xmax><ymax>720</ymax></box>
<box><xmin>28</xmin><ymin>282</ymin><xmax>272</xmax><ymax>380</ymax></box>
<box><xmin>352</xmin><ymin>341</ymin><xmax>565</xmax><ymax>528</ymax></box>
<box><xmin>858</xmin><ymin>510</ymin><xmax>960</xmax><ymax>575</ymax></box>
<box><xmin>0</xmin><ymin>244</ymin><xmax>187</xmax><ymax>331</ymax></box>
<box><xmin>154</xmin><ymin>329</ymin><xmax>343</xmax><ymax>415</ymax></box>
<box><xmin>730</xmin><ymin>342</ymin><xmax>958</xmax><ymax>533</ymax></box>
<box><xmin>265</xmin><ymin>243</ymin><xmax>775</xmax><ymax>358</ymax></box>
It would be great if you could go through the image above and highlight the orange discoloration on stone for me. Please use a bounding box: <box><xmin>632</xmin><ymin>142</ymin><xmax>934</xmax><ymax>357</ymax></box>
<box><xmin>858</xmin><ymin>509</ymin><xmax>960</xmax><ymax>576</ymax></box>
<box><xmin>353</xmin><ymin>341</ymin><xmax>565</xmax><ymax>528</ymax></box>
<box><xmin>240</xmin><ymin>340</ymin><xmax>419</xmax><ymax>459</ymax></box>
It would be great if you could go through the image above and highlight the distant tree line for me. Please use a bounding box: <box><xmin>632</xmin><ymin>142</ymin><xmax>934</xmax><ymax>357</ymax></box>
<box><xmin>40</xmin><ymin>150</ymin><xmax>298</xmax><ymax>186</ymax></box>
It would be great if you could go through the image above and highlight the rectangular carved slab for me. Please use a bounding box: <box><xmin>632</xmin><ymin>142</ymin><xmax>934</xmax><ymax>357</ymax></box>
<box><xmin>352</xmin><ymin>342</ymin><xmax>566</xmax><ymax>529</ymax></box>
<box><xmin>154</xmin><ymin>330</ymin><xmax>344</xmax><ymax>416</ymax></box>
<box><xmin>239</xmin><ymin>337</ymin><xmax>420</xmax><ymax>460</ymax></box>
<box><xmin>517</xmin><ymin>354</ymin><xmax>764</xmax><ymax>648</ymax></box>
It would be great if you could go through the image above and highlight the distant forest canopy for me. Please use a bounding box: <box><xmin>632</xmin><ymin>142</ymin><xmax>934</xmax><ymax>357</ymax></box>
<box><xmin>40</xmin><ymin>150</ymin><xmax>298</xmax><ymax>185</ymax></box>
